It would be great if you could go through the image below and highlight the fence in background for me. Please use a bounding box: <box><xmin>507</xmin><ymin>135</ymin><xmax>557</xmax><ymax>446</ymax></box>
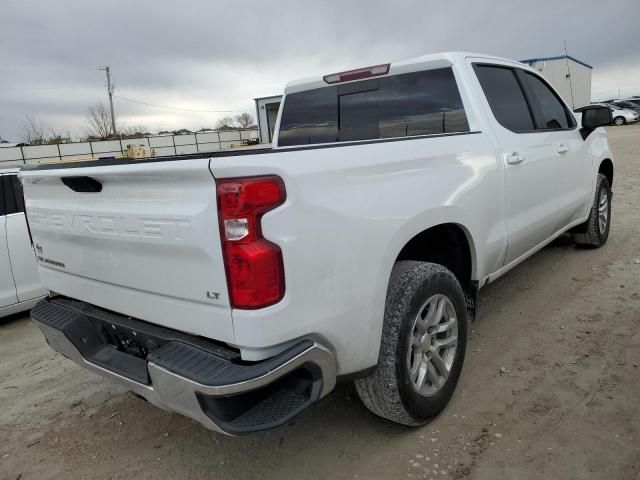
<box><xmin>0</xmin><ymin>129</ymin><xmax>259</xmax><ymax>167</ymax></box>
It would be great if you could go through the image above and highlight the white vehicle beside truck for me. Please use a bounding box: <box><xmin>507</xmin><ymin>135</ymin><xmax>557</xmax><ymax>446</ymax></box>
<box><xmin>0</xmin><ymin>168</ymin><xmax>46</xmax><ymax>318</ymax></box>
<box><xmin>21</xmin><ymin>52</ymin><xmax>614</xmax><ymax>435</ymax></box>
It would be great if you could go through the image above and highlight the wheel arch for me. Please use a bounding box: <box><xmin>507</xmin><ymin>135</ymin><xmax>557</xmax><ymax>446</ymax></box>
<box><xmin>394</xmin><ymin>223</ymin><xmax>477</xmax><ymax>291</ymax></box>
<box><xmin>599</xmin><ymin>158</ymin><xmax>614</xmax><ymax>188</ymax></box>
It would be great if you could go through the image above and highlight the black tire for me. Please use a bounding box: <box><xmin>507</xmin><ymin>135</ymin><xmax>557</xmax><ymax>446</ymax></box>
<box><xmin>613</xmin><ymin>116</ymin><xmax>626</xmax><ymax>126</ymax></box>
<box><xmin>355</xmin><ymin>261</ymin><xmax>468</xmax><ymax>426</ymax></box>
<box><xmin>573</xmin><ymin>173</ymin><xmax>612</xmax><ymax>248</ymax></box>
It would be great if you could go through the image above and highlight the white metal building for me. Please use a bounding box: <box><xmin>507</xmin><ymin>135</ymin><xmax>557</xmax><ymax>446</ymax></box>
<box><xmin>520</xmin><ymin>55</ymin><xmax>592</xmax><ymax>109</ymax></box>
<box><xmin>254</xmin><ymin>95</ymin><xmax>282</xmax><ymax>144</ymax></box>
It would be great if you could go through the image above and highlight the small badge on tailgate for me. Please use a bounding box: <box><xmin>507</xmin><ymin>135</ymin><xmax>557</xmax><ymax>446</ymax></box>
<box><xmin>206</xmin><ymin>291</ymin><xmax>221</xmax><ymax>300</ymax></box>
<box><xmin>34</xmin><ymin>243</ymin><xmax>66</xmax><ymax>269</ymax></box>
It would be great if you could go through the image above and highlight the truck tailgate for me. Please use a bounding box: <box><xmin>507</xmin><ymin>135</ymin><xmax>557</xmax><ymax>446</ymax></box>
<box><xmin>20</xmin><ymin>159</ymin><xmax>234</xmax><ymax>343</ymax></box>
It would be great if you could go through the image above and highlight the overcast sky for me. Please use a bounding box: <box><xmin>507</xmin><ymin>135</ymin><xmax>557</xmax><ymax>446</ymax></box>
<box><xmin>2</xmin><ymin>0</ymin><xmax>639</xmax><ymax>141</ymax></box>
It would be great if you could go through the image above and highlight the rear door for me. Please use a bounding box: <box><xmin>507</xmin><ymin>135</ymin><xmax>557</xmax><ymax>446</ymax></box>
<box><xmin>517</xmin><ymin>71</ymin><xmax>589</xmax><ymax>230</ymax></box>
<box><xmin>0</xmin><ymin>175</ymin><xmax>19</xmax><ymax>308</ymax></box>
<box><xmin>3</xmin><ymin>174</ymin><xmax>45</xmax><ymax>302</ymax></box>
<box><xmin>473</xmin><ymin>63</ymin><xmax>559</xmax><ymax>265</ymax></box>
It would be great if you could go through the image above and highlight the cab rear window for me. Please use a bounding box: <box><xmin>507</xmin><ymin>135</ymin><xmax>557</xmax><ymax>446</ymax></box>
<box><xmin>278</xmin><ymin>68</ymin><xmax>469</xmax><ymax>146</ymax></box>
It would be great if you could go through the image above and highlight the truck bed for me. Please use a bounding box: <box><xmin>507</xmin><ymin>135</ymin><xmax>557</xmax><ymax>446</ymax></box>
<box><xmin>26</xmin><ymin>130</ymin><xmax>477</xmax><ymax>171</ymax></box>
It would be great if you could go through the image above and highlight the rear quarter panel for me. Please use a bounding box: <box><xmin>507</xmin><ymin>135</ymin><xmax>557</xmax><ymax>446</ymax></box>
<box><xmin>211</xmin><ymin>133</ymin><xmax>505</xmax><ymax>374</ymax></box>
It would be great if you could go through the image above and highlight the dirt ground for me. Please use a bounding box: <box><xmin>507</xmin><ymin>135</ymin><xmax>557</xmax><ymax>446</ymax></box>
<box><xmin>1</xmin><ymin>125</ymin><xmax>639</xmax><ymax>480</ymax></box>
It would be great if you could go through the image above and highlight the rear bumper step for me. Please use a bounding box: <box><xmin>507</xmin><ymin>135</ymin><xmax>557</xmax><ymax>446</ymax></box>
<box><xmin>31</xmin><ymin>297</ymin><xmax>336</xmax><ymax>435</ymax></box>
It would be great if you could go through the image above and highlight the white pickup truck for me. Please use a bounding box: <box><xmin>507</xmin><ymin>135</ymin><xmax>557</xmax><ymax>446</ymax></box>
<box><xmin>21</xmin><ymin>52</ymin><xmax>614</xmax><ymax>435</ymax></box>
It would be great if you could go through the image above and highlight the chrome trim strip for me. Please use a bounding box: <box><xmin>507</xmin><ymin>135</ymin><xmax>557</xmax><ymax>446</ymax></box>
<box><xmin>148</xmin><ymin>343</ymin><xmax>336</xmax><ymax>398</ymax></box>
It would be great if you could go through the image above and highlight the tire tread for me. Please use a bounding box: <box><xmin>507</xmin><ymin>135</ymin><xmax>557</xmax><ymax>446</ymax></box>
<box><xmin>573</xmin><ymin>173</ymin><xmax>611</xmax><ymax>248</ymax></box>
<box><xmin>355</xmin><ymin>261</ymin><xmax>465</xmax><ymax>426</ymax></box>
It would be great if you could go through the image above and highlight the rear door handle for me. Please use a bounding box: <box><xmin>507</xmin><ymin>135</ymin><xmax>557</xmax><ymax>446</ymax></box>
<box><xmin>557</xmin><ymin>144</ymin><xmax>569</xmax><ymax>154</ymax></box>
<box><xmin>506</xmin><ymin>153</ymin><xmax>525</xmax><ymax>165</ymax></box>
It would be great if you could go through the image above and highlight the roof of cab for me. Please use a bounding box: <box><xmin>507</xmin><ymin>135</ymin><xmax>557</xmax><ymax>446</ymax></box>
<box><xmin>284</xmin><ymin>51</ymin><xmax>524</xmax><ymax>95</ymax></box>
<box><xmin>0</xmin><ymin>167</ymin><xmax>21</xmax><ymax>175</ymax></box>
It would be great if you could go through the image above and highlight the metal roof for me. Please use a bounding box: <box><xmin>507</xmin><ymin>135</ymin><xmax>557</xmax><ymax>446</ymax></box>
<box><xmin>253</xmin><ymin>95</ymin><xmax>282</xmax><ymax>102</ymax></box>
<box><xmin>520</xmin><ymin>55</ymin><xmax>593</xmax><ymax>70</ymax></box>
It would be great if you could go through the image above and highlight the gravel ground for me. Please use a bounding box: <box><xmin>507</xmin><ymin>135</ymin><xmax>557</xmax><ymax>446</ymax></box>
<box><xmin>1</xmin><ymin>125</ymin><xmax>639</xmax><ymax>480</ymax></box>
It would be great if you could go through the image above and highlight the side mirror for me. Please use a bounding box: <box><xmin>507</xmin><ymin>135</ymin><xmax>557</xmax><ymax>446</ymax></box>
<box><xmin>580</xmin><ymin>106</ymin><xmax>612</xmax><ymax>139</ymax></box>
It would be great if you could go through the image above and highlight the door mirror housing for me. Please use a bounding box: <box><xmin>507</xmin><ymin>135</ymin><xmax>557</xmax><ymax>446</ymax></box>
<box><xmin>580</xmin><ymin>106</ymin><xmax>612</xmax><ymax>139</ymax></box>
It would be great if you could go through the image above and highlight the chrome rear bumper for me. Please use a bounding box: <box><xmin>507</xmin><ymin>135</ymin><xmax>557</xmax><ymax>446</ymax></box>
<box><xmin>32</xmin><ymin>298</ymin><xmax>336</xmax><ymax>435</ymax></box>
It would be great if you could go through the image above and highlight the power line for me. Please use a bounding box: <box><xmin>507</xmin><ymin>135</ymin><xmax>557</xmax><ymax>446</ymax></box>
<box><xmin>113</xmin><ymin>95</ymin><xmax>246</xmax><ymax>113</ymax></box>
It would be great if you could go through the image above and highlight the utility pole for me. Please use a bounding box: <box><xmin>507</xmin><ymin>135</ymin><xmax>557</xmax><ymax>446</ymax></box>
<box><xmin>99</xmin><ymin>66</ymin><xmax>117</xmax><ymax>136</ymax></box>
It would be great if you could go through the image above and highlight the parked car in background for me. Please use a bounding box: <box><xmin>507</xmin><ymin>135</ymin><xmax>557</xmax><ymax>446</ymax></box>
<box><xmin>623</xmin><ymin>98</ymin><xmax>640</xmax><ymax>108</ymax></box>
<box><xmin>0</xmin><ymin>168</ymin><xmax>46</xmax><ymax>318</ymax></box>
<box><xmin>21</xmin><ymin>52</ymin><xmax>614</xmax><ymax>435</ymax></box>
<box><xmin>608</xmin><ymin>100</ymin><xmax>640</xmax><ymax>115</ymax></box>
<box><xmin>608</xmin><ymin>105</ymin><xmax>639</xmax><ymax>125</ymax></box>
<box><xmin>576</xmin><ymin>104</ymin><xmax>639</xmax><ymax>126</ymax></box>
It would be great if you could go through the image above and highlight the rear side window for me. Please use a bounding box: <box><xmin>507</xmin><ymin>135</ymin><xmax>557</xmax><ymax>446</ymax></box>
<box><xmin>474</xmin><ymin>65</ymin><xmax>534</xmax><ymax>132</ymax></box>
<box><xmin>278</xmin><ymin>68</ymin><xmax>469</xmax><ymax>146</ymax></box>
<box><xmin>520</xmin><ymin>72</ymin><xmax>573</xmax><ymax>129</ymax></box>
<box><xmin>276</xmin><ymin>86</ymin><xmax>338</xmax><ymax>146</ymax></box>
<box><xmin>1</xmin><ymin>175</ymin><xmax>23</xmax><ymax>215</ymax></box>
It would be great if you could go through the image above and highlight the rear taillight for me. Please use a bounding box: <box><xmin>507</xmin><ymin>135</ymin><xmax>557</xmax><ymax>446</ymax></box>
<box><xmin>216</xmin><ymin>176</ymin><xmax>286</xmax><ymax>309</ymax></box>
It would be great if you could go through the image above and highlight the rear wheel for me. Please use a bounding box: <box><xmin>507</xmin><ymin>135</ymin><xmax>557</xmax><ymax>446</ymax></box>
<box><xmin>355</xmin><ymin>261</ymin><xmax>467</xmax><ymax>426</ymax></box>
<box><xmin>573</xmin><ymin>173</ymin><xmax>611</xmax><ymax>248</ymax></box>
<box><xmin>613</xmin><ymin>116</ymin><xmax>626</xmax><ymax>126</ymax></box>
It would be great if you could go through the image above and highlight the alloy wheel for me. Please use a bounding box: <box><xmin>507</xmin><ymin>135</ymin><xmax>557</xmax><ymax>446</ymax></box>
<box><xmin>408</xmin><ymin>294</ymin><xmax>459</xmax><ymax>397</ymax></box>
<box><xmin>598</xmin><ymin>186</ymin><xmax>609</xmax><ymax>235</ymax></box>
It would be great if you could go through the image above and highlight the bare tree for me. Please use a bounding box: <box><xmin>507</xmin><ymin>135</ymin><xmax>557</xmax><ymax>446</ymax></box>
<box><xmin>46</xmin><ymin>133</ymin><xmax>72</xmax><ymax>144</ymax></box>
<box><xmin>234</xmin><ymin>112</ymin><xmax>255</xmax><ymax>129</ymax></box>
<box><xmin>84</xmin><ymin>102</ymin><xmax>118</xmax><ymax>140</ymax></box>
<box><xmin>215</xmin><ymin>116</ymin><xmax>236</xmax><ymax>130</ymax></box>
<box><xmin>21</xmin><ymin>115</ymin><xmax>51</xmax><ymax>145</ymax></box>
<box><xmin>20</xmin><ymin>116</ymin><xmax>70</xmax><ymax>145</ymax></box>
<box><xmin>120</xmin><ymin>124</ymin><xmax>149</xmax><ymax>138</ymax></box>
